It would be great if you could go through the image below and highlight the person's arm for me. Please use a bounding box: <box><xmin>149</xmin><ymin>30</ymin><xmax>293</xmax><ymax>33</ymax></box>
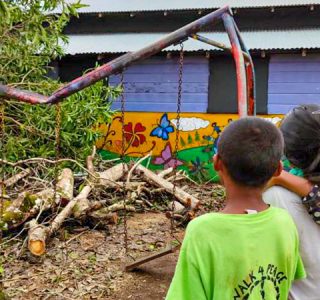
<box><xmin>267</xmin><ymin>170</ymin><xmax>312</xmax><ymax>197</ymax></box>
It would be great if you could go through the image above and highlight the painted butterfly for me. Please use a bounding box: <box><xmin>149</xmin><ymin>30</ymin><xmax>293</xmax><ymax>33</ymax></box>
<box><xmin>153</xmin><ymin>143</ymin><xmax>183</xmax><ymax>169</ymax></box>
<box><xmin>150</xmin><ymin>113</ymin><xmax>174</xmax><ymax>140</ymax></box>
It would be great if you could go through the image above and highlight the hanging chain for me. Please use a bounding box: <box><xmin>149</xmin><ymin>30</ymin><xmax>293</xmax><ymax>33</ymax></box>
<box><xmin>171</xmin><ymin>43</ymin><xmax>184</xmax><ymax>237</ymax></box>
<box><xmin>120</xmin><ymin>71</ymin><xmax>128</xmax><ymax>254</ymax></box>
<box><xmin>0</xmin><ymin>100</ymin><xmax>5</xmax><ymax>242</ymax></box>
<box><xmin>54</xmin><ymin>103</ymin><xmax>61</xmax><ymax>205</ymax></box>
<box><xmin>0</xmin><ymin>99</ymin><xmax>4</xmax><ymax>300</ymax></box>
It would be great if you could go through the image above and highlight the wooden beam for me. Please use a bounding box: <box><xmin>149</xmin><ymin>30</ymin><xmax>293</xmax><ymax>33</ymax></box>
<box><xmin>125</xmin><ymin>244</ymin><xmax>180</xmax><ymax>272</ymax></box>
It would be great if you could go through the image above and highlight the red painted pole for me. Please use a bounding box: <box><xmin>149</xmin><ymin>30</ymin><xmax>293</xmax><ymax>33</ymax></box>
<box><xmin>231</xmin><ymin>18</ymin><xmax>256</xmax><ymax>116</ymax></box>
<box><xmin>222</xmin><ymin>13</ymin><xmax>248</xmax><ymax>117</ymax></box>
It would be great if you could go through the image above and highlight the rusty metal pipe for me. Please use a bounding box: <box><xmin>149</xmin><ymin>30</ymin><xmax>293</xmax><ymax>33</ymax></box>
<box><xmin>231</xmin><ymin>18</ymin><xmax>256</xmax><ymax>116</ymax></box>
<box><xmin>190</xmin><ymin>33</ymin><xmax>251</xmax><ymax>61</ymax></box>
<box><xmin>222</xmin><ymin>13</ymin><xmax>247</xmax><ymax>117</ymax></box>
<box><xmin>47</xmin><ymin>6</ymin><xmax>231</xmax><ymax>103</ymax></box>
<box><xmin>0</xmin><ymin>84</ymin><xmax>48</xmax><ymax>104</ymax></box>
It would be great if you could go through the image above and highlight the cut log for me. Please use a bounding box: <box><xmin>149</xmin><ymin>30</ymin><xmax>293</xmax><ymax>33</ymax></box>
<box><xmin>28</xmin><ymin>219</ymin><xmax>48</xmax><ymax>256</ymax></box>
<box><xmin>97</xmin><ymin>163</ymin><xmax>128</xmax><ymax>187</ymax></box>
<box><xmin>107</xmin><ymin>202</ymin><xmax>136</xmax><ymax>213</ymax></box>
<box><xmin>157</xmin><ymin>167</ymin><xmax>173</xmax><ymax>178</ymax></box>
<box><xmin>165</xmin><ymin>211</ymin><xmax>184</xmax><ymax>221</ymax></box>
<box><xmin>3</xmin><ymin>168</ymin><xmax>31</xmax><ymax>188</ymax></box>
<box><xmin>136</xmin><ymin>165</ymin><xmax>200</xmax><ymax>209</ymax></box>
<box><xmin>116</xmin><ymin>181</ymin><xmax>146</xmax><ymax>189</ymax></box>
<box><xmin>72</xmin><ymin>188</ymin><xmax>91</xmax><ymax>219</ymax></box>
<box><xmin>56</xmin><ymin>168</ymin><xmax>74</xmax><ymax>204</ymax></box>
<box><xmin>0</xmin><ymin>169</ymin><xmax>31</xmax><ymax>198</ymax></box>
<box><xmin>50</xmin><ymin>185</ymin><xmax>91</xmax><ymax>236</ymax></box>
<box><xmin>168</xmin><ymin>201</ymin><xmax>185</xmax><ymax>214</ymax></box>
<box><xmin>3</xmin><ymin>189</ymin><xmax>57</xmax><ymax>230</ymax></box>
<box><xmin>88</xmin><ymin>210</ymin><xmax>118</xmax><ymax>225</ymax></box>
<box><xmin>29</xmin><ymin>188</ymin><xmax>56</xmax><ymax>214</ymax></box>
<box><xmin>27</xmin><ymin>185</ymin><xmax>92</xmax><ymax>255</ymax></box>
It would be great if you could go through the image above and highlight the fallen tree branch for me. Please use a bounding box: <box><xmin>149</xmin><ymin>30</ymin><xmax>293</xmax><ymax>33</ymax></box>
<box><xmin>107</xmin><ymin>202</ymin><xmax>136</xmax><ymax>213</ymax></box>
<box><xmin>136</xmin><ymin>165</ymin><xmax>200</xmax><ymax>209</ymax></box>
<box><xmin>86</xmin><ymin>146</ymin><xmax>96</xmax><ymax>175</ymax></box>
<box><xmin>49</xmin><ymin>185</ymin><xmax>91</xmax><ymax>236</ymax></box>
<box><xmin>97</xmin><ymin>163</ymin><xmax>128</xmax><ymax>187</ymax></box>
<box><xmin>3</xmin><ymin>168</ymin><xmax>31</xmax><ymax>188</ymax></box>
<box><xmin>73</xmin><ymin>147</ymin><xmax>96</xmax><ymax>219</ymax></box>
<box><xmin>0</xmin><ymin>157</ymin><xmax>96</xmax><ymax>179</ymax></box>
<box><xmin>56</xmin><ymin>168</ymin><xmax>74</xmax><ymax>205</ymax></box>
<box><xmin>126</xmin><ymin>153</ymin><xmax>151</xmax><ymax>185</ymax></box>
<box><xmin>157</xmin><ymin>167</ymin><xmax>173</xmax><ymax>178</ymax></box>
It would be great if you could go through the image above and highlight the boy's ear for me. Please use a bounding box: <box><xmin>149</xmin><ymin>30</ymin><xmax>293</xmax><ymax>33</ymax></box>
<box><xmin>273</xmin><ymin>161</ymin><xmax>283</xmax><ymax>177</ymax></box>
<box><xmin>213</xmin><ymin>154</ymin><xmax>222</xmax><ymax>171</ymax></box>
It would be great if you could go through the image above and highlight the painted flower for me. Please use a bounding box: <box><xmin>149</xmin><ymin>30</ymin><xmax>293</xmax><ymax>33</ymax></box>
<box><xmin>189</xmin><ymin>156</ymin><xmax>209</xmax><ymax>180</ymax></box>
<box><xmin>124</xmin><ymin>122</ymin><xmax>146</xmax><ymax>147</ymax></box>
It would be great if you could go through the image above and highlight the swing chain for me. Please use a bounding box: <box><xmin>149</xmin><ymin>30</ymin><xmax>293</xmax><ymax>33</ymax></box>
<box><xmin>0</xmin><ymin>100</ymin><xmax>5</xmax><ymax>242</ymax></box>
<box><xmin>54</xmin><ymin>103</ymin><xmax>61</xmax><ymax>203</ymax></box>
<box><xmin>120</xmin><ymin>71</ymin><xmax>128</xmax><ymax>254</ymax></box>
<box><xmin>171</xmin><ymin>42</ymin><xmax>184</xmax><ymax>236</ymax></box>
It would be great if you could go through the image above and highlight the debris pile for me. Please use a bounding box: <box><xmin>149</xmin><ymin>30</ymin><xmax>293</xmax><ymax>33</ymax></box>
<box><xmin>1</xmin><ymin>150</ymin><xmax>204</xmax><ymax>256</ymax></box>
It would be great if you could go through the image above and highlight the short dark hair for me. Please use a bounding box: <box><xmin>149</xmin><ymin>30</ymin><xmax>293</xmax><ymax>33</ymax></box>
<box><xmin>217</xmin><ymin>117</ymin><xmax>283</xmax><ymax>187</ymax></box>
<box><xmin>280</xmin><ymin>104</ymin><xmax>320</xmax><ymax>180</ymax></box>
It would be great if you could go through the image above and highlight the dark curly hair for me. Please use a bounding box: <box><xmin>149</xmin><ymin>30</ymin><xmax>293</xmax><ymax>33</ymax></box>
<box><xmin>280</xmin><ymin>104</ymin><xmax>320</xmax><ymax>181</ymax></box>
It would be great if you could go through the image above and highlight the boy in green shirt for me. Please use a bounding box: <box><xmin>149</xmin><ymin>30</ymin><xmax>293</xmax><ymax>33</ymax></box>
<box><xmin>166</xmin><ymin>117</ymin><xmax>305</xmax><ymax>300</ymax></box>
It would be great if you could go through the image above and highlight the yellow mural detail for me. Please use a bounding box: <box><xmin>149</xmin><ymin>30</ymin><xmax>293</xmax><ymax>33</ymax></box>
<box><xmin>97</xmin><ymin>112</ymin><xmax>283</xmax><ymax>157</ymax></box>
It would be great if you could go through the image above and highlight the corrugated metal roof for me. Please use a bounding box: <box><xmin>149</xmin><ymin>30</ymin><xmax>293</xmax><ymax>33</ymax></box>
<box><xmin>59</xmin><ymin>0</ymin><xmax>320</xmax><ymax>13</ymax></box>
<box><xmin>63</xmin><ymin>28</ymin><xmax>320</xmax><ymax>55</ymax></box>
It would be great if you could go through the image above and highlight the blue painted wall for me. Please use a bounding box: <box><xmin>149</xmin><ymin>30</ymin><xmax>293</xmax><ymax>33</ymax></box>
<box><xmin>268</xmin><ymin>54</ymin><xmax>320</xmax><ymax>114</ymax></box>
<box><xmin>110</xmin><ymin>56</ymin><xmax>209</xmax><ymax>112</ymax></box>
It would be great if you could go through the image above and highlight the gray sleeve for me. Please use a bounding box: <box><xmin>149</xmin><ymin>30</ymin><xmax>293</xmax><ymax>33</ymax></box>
<box><xmin>263</xmin><ymin>186</ymin><xmax>302</xmax><ymax>211</ymax></box>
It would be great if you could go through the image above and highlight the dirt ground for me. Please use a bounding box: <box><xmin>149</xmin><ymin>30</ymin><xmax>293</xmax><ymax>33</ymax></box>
<box><xmin>2</xmin><ymin>213</ymin><xmax>181</xmax><ymax>300</ymax></box>
<box><xmin>2</xmin><ymin>184</ymin><xmax>225</xmax><ymax>300</ymax></box>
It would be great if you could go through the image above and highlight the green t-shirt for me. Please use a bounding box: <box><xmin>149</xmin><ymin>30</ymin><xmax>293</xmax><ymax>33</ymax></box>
<box><xmin>166</xmin><ymin>207</ymin><xmax>305</xmax><ymax>300</ymax></box>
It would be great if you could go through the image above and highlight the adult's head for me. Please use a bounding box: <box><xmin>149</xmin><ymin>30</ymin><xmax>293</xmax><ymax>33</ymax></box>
<box><xmin>280</xmin><ymin>104</ymin><xmax>320</xmax><ymax>181</ymax></box>
<box><xmin>214</xmin><ymin>117</ymin><xmax>283</xmax><ymax>188</ymax></box>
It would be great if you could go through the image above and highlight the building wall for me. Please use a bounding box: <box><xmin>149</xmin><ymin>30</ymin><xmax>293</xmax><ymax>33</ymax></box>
<box><xmin>268</xmin><ymin>54</ymin><xmax>320</xmax><ymax>114</ymax></box>
<box><xmin>56</xmin><ymin>52</ymin><xmax>320</xmax><ymax>180</ymax></box>
<box><xmin>97</xmin><ymin>112</ymin><xmax>282</xmax><ymax>182</ymax></box>
<box><xmin>110</xmin><ymin>57</ymin><xmax>209</xmax><ymax>112</ymax></box>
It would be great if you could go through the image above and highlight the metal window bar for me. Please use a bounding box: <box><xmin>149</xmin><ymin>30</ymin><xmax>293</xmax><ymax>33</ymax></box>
<box><xmin>0</xmin><ymin>5</ymin><xmax>255</xmax><ymax>117</ymax></box>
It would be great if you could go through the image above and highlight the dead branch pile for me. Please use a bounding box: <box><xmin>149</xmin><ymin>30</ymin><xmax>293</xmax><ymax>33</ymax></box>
<box><xmin>0</xmin><ymin>149</ymin><xmax>202</xmax><ymax>256</ymax></box>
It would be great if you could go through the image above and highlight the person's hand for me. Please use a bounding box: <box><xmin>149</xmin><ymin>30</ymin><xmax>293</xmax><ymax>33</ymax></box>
<box><xmin>265</xmin><ymin>176</ymin><xmax>279</xmax><ymax>191</ymax></box>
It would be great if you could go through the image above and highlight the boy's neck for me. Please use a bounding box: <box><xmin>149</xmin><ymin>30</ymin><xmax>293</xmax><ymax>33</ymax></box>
<box><xmin>222</xmin><ymin>182</ymin><xmax>269</xmax><ymax>214</ymax></box>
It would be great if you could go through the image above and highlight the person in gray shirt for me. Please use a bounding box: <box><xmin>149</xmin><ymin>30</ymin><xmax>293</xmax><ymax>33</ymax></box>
<box><xmin>264</xmin><ymin>104</ymin><xmax>320</xmax><ymax>300</ymax></box>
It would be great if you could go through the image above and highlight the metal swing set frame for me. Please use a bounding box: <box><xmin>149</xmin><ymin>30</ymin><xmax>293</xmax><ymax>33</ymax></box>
<box><xmin>0</xmin><ymin>6</ymin><xmax>255</xmax><ymax>269</ymax></box>
<box><xmin>0</xmin><ymin>6</ymin><xmax>255</xmax><ymax>115</ymax></box>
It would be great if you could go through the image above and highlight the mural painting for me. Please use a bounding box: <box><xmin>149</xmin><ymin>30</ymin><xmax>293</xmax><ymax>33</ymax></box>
<box><xmin>97</xmin><ymin>113</ymin><xmax>283</xmax><ymax>182</ymax></box>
